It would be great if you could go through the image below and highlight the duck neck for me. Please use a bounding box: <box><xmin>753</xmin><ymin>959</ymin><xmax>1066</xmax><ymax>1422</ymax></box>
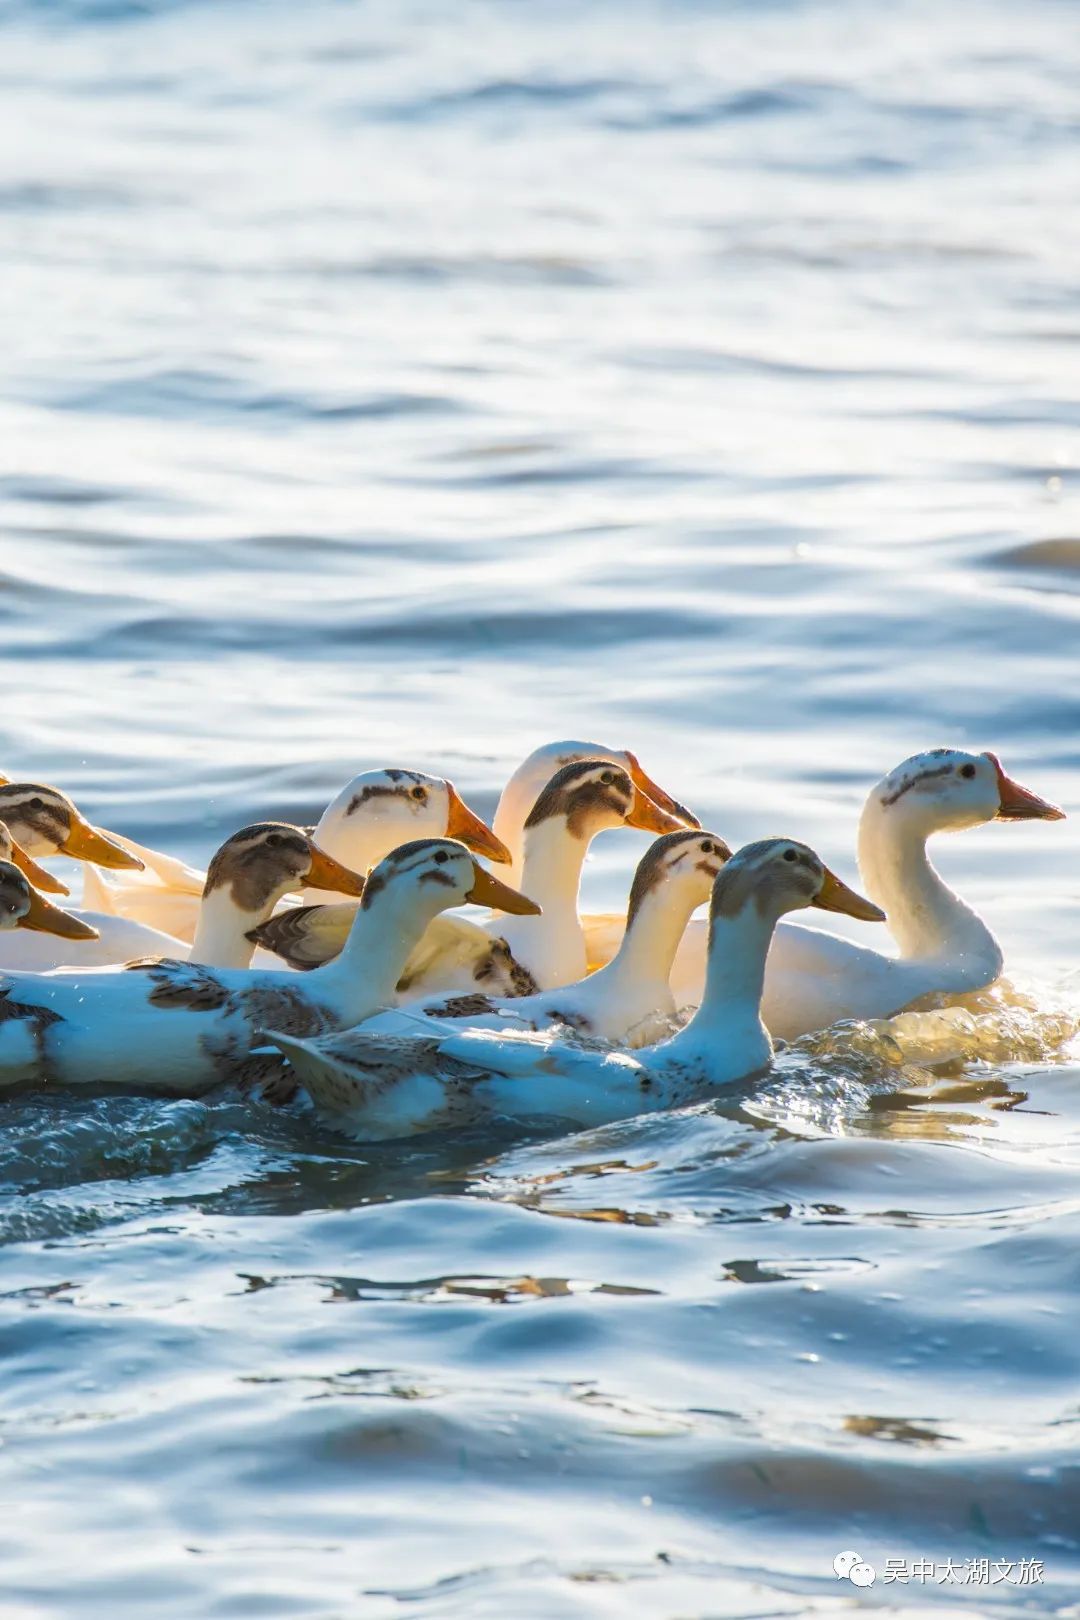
<box><xmin>493</xmin><ymin>780</ymin><xmax>530</xmax><ymax>885</ymax></box>
<box><xmin>857</xmin><ymin>803</ymin><xmax>998</xmax><ymax>968</ymax></box>
<box><xmin>317</xmin><ymin>887</ymin><xmax>436</xmax><ymax>1014</ymax></box>
<box><xmin>594</xmin><ymin>880</ymin><xmax>700</xmax><ymax>1000</ymax></box>
<box><xmin>495</xmin><ymin>746</ymin><xmax>585</xmax><ymax>885</ymax></box>
<box><xmin>190</xmin><ymin>887</ymin><xmax>265</xmax><ymax>970</ymax></box>
<box><xmin>687</xmin><ymin>902</ymin><xmax>776</xmax><ymax>1041</ymax></box>
<box><xmin>498</xmin><ymin>817</ymin><xmax>589</xmax><ymax>983</ymax></box>
<box><xmin>653</xmin><ymin>891</ymin><xmax>778</xmax><ymax>1086</ymax></box>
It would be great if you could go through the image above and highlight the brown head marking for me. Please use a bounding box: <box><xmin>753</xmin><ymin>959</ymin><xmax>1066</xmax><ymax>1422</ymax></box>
<box><xmin>345</xmin><ymin>769</ymin><xmax>429</xmax><ymax>818</ymax></box>
<box><xmin>708</xmin><ymin>839</ymin><xmax>822</xmax><ymax>931</ymax></box>
<box><xmin>523</xmin><ymin>760</ymin><xmax>633</xmax><ymax>839</ymax></box>
<box><xmin>880</xmin><ymin>762</ymin><xmax>955</xmax><ymax>808</ymax></box>
<box><xmin>359</xmin><ymin>838</ymin><xmax>452</xmax><ymax>908</ymax></box>
<box><xmin>0</xmin><ymin>784</ymin><xmax>73</xmax><ymax>852</ymax></box>
<box><xmin>625</xmin><ymin>830</ymin><xmax>730</xmax><ymax>927</ymax></box>
<box><xmin>203</xmin><ymin>822</ymin><xmax>314</xmax><ymax>912</ymax></box>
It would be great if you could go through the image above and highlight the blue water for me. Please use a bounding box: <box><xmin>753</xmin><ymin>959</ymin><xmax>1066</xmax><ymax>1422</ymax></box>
<box><xmin>1</xmin><ymin>0</ymin><xmax>1079</xmax><ymax>1613</ymax></box>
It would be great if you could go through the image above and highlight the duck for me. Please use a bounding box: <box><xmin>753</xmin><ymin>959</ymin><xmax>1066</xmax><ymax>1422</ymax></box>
<box><xmin>79</xmin><ymin>769</ymin><xmax>508</xmax><ymax>938</ymax></box>
<box><xmin>0</xmin><ymin>823</ymin><xmax>365</xmax><ymax>973</ymax></box>
<box><xmin>351</xmin><ymin>828</ymin><xmax>732</xmax><ymax>1046</ymax></box>
<box><xmin>263</xmin><ymin>837</ymin><xmax>885</xmax><ymax>1140</ymax></box>
<box><xmin>0</xmin><ymin>761</ymin><xmax>179</xmax><ymax>894</ymax></box>
<box><xmin>0</xmin><ymin>783</ymin><xmax>145</xmax><ymax>878</ymax></box>
<box><xmin>0</xmin><ymin>816</ymin><xmax>71</xmax><ymax>898</ymax></box>
<box><xmin>0</xmin><ymin>772</ymin><xmax>243</xmax><ymax>911</ymax></box>
<box><xmin>0</xmin><ymin>839</ymin><xmax>539</xmax><ymax>1096</ymax></box>
<box><xmin>589</xmin><ymin>748</ymin><xmax>1063</xmax><ymax>1041</ymax></box>
<box><xmin>252</xmin><ymin>759</ymin><xmax>688</xmax><ymax>994</ymax></box>
<box><xmin>491</xmin><ymin>739</ymin><xmax>698</xmax><ymax>885</ymax></box>
<box><xmin>0</xmin><ymin>859</ymin><xmax>100</xmax><ymax>943</ymax></box>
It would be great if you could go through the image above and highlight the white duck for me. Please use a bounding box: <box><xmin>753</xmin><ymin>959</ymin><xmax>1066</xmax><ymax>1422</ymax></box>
<box><xmin>0</xmin><ymin>772</ymin><xmax>250</xmax><ymax>914</ymax></box>
<box><xmin>264</xmin><ymin>838</ymin><xmax>884</xmax><ymax>1140</ymax></box>
<box><xmin>0</xmin><ymin>859</ymin><xmax>100</xmax><ymax>943</ymax></box>
<box><xmin>0</xmin><ymin>782</ymin><xmax>145</xmax><ymax>878</ymax></box>
<box><xmin>353</xmin><ymin>828</ymin><xmax>731</xmax><ymax>1046</ymax></box>
<box><xmin>0</xmin><ymin>823</ymin><xmax>365</xmax><ymax>972</ymax></box>
<box><xmin>0</xmin><ymin>839</ymin><xmax>538</xmax><ymax>1096</ymax></box>
<box><xmin>79</xmin><ymin>769</ymin><xmax>508</xmax><ymax>937</ymax></box>
<box><xmin>491</xmin><ymin>739</ymin><xmax>698</xmax><ymax>885</ymax></box>
<box><xmin>599</xmin><ymin>748</ymin><xmax>1063</xmax><ymax>1041</ymax></box>
<box><xmin>252</xmin><ymin>760</ymin><xmax>686</xmax><ymax>993</ymax></box>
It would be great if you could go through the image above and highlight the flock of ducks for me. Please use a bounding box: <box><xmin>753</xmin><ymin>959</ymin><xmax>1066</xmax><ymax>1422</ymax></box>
<box><xmin>0</xmin><ymin>741</ymin><xmax>1064</xmax><ymax>1139</ymax></box>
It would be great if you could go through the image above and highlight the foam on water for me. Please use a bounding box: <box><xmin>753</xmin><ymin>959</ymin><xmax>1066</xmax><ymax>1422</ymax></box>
<box><xmin>1</xmin><ymin>0</ymin><xmax>1079</xmax><ymax>1612</ymax></box>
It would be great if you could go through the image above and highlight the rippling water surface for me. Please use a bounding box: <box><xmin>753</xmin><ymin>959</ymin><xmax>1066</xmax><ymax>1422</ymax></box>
<box><xmin>2</xmin><ymin>0</ymin><xmax>1080</xmax><ymax>1613</ymax></box>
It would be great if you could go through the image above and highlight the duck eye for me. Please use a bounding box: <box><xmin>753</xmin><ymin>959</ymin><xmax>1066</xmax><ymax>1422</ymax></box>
<box><xmin>700</xmin><ymin>840</ymin><xmax>713</xmax><ymax>854</ymax></box>
<box><xmin>600</xmin><ymin>770</ymin><xmax>614</xmax><ymax>785</ymax></box>
<box><xmin>265</xmin><ymin>833</ymin><xmax>282</xmax><ymax>848</ymax></box>
<box><xmin>960</xmin><ymin>763</ymin><xmax>976</xmax><ymax>780</ymax></box>
<box><xmin>411</xmin><ymin>786</ymin><xmax>426</xmax><ymax>800</ymax></box>
<box><xmin>434</xmin><ymin>849</ymin><xmax>449</xmax><ymax>864</ymax></box>
<box><xmin>30</xmin><ymin>798</ymin><xmax>44</xmax><ymax>811</ymax></box>
<box><xmin>783</xmin><ymin>849</ymin><xmax>798</xmax><ymax>863</ymax></box>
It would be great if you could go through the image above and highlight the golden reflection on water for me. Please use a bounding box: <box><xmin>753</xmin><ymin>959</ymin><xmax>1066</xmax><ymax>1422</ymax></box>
<box><xmin>236</xmin><ymin>1268</ymin><xmax>661</xmax><ymax>1305</ymax></box>
<box><xmin>842</xmin><ymin>1414</ymin><xmax>957</xmax><ymax>1448</ymax></box>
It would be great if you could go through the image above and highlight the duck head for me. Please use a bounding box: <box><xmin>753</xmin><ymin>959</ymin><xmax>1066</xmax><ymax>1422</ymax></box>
<box><xmin>625</xmin><ymin>828</ymin><xmax>733</xmax><ymax>925</ymax></box>
<box><xmin>0</xmin><ymin>784</ymin><xmax>145</xmax><ymax>870</ymax></box>
<box><xmin>871</xmin><ymin>749</ymin><xmax>1064</xmax><ymax>837</ymax></box>
<box><xmin>0</xmin><ymin>816</ymin><xmax>71</xmax><ymax>896</ymax></box>
<box><xmin>359</xmin><ymin>838</ymin><xmax>541</xmax><ymax>920</ymax></box>
<box><xmin>0</xmin><ymin>860</ymin><xmax>100</xmax><ymax>939</ymax></box>
<box><xmin>709</xmin><ymin>839</ymin><xmax>885</xmax><ymax>927</ymax></box>
<box><xmin>204</xmin><ymin>822</ymin><xmax>367</xmax><ymax>912</ymax></box>
<box><xmin>319</xmin><ymin>768</ymin><xmax>509</xmax><ymax>866</ymax></box>
<box><xmin>499</xmin><ymin>740</ymin><xmax>698</xmax><ymax>842</ymax></box>
<box><xmin>523</xmin><ymin>759</ymin><xmax>687</xmax><ymax>844</ymax></box>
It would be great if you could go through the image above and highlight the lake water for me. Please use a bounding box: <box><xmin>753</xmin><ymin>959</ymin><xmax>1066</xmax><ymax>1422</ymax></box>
<box><xmin>1</xmin><ymin>0</ymin><xmax>1079</xmax><ymax>1614</ymax></box>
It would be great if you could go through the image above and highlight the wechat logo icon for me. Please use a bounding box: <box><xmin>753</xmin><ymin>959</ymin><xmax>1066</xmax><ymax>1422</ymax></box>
<box><xmin>834</xmin><ymin>1550</ymin><xmax>876</xmax><ymax>1587</ymax></box>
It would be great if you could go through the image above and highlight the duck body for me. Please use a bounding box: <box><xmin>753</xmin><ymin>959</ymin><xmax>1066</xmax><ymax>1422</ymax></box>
<box><xmin>267</xmin><ymin>838</ymin><xmax>885</xmax><ymax>1140</ymax></box>
<box><xmin>0</xmin><ymin>839</ymin><xmax>536</xmax><ymax>1096</ymax></box>
<box><xmin>0</xmin><ymin>912</ymin><xmax>187</xmax><ymax>973</ymax></box>
<box><xmin>663</xmin><ymin>916</ymin><xmax>998</xmax><ymax>1042</ymax></box>
<box><xmin>0</xmin><ymin>956</ymin><xmax>331</xmax><ymax>1094</ymax></box>
<box><xmin>358</xmin><ymin>829</ymin><xmax>730</xmax><ymax>1047</ymax></box>
<box><xmin>270</xmin><ymin>1024</ymin><xmax>673</xmax><ymax>1141</ymax></box>
<box><xmin>588</xmin><ymin>749</ymin><xmax>1066</xmax><ymax>1041</ymax></box>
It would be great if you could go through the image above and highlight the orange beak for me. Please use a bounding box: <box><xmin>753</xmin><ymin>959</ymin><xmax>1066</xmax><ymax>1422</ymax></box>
<box><xmin>62</xmin><ymin>816</ymin><xmax>146</xmax><ymax>870</ymax></box>
<box><xmin>813</xmin><ymin>867</ymin><xmax>886</xmax><ymax>922</ymax></box>
<box><xmin>624</xmin><ymin>751</ymin><xmax>700</xmax><ymax>829</ymax></box>
<box><xmin>9</xmin><ymin>839</ymin><xmax>70</xmax><ymax>896</ymax></box>
<box><xmin>0</xmin><ymin>773</ymin><xmax>8</xmax><ymax>787</ymax></box>
<box><xmin>985</xmin><ymin>754</ymin><xmax>1066</xmax><ymax>822</ymax></box>
<box><xmin>626</xmin><ymin>785</ymin><xmax>686</xmax><ymax>836</ymax></box>
<box><xmin>305</xmin><ymin>842</ymin><xmax>367</xmax><ymax>897</ymax></box>
<box><xmin>467</xmin><ymin>861</ymin><xmax>542</xmax><ymax>915</ymax></box>
<box><xmin>445</xmin><ymin>783</ymin><xmax>511</xmax><ymax>864</ymax></box>
<box><xmin>22</xmin><ymin>889</ymin><xmax>100</xmax><ymax>940</ymax></box>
